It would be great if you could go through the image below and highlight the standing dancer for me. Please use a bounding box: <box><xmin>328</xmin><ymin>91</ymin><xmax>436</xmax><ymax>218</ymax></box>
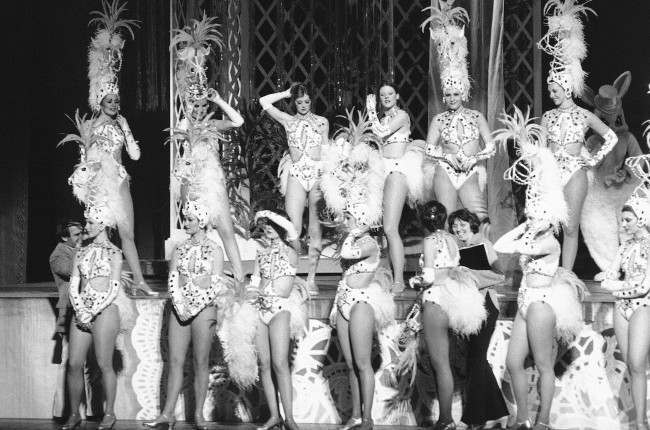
<box><xmin>321</xmin><ymin>111</ymin><xmax>394</xmax><ymax>430</ymax></box>
<box><xmin>366</xmin><ymin>83</ymin><xmax>425</xmax><ymax>293</ymax></box>
<box><xmin>259</xmin><ymin>84</ymin><xmax>329</xmax><ymax>295</ymax></box>
<box><xmin>537</xmin><ymin>0</ymin><xmax>617</xmax><ymax>270</ymax></box>
<box><xmin>144</xmin><ymin>200</ymin><xmax>233</xmax><ymax>430</ymax></box>
<box><xmin>422</xmin><ymin>1</ymin><xmax>495</xmax><ymax>225</ymax></box>
<box><xmin>493</xmin><ymin>107</ymin><xmax>586</xmax><ymax>430</ymax></box>
<box><xmin>249</xmin><ymin>210</ymin><xmax>308</xmax><ymax>430</ymax></box>
<box><xmin>599</xmin><ymin>155</ymin><xmax>650</xmax><ymax>430</ymax></box>
<box><xmin>81</xmin><ymin>0</ymin><xmax>157</xmax><ymax>295</ymax></box>
<box><xmin>57</xmin><ymin>203</ymin><xmax>133</xmax><ymax>430</ymax></box>
<box><xmin>170</xmin><ymin>13</ymin><xmax>244</xmax><ymax>282</ymax></box>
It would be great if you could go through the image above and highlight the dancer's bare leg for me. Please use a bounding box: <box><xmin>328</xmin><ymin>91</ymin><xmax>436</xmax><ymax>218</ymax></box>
<box><xmin>91</xmin><ymin>305</ymin><xmax>120</xmax><ymax>426</ymax></box>
<box><xmin>526</xmin><ymin>303</ymin><xmax>557</xmax><ymax>427</ymax></box>
<box><xmin>191</xmin><ymin>306</ymin><xmax>217</xmax><ymax>425</ymax></box>
<box><xmin>383</xmin><ymin>173</ymin><xmax>408</xmax><ymax>292</ymax></box>
<box><xmin>63</xmin><ymin>322</ymin><xmax>93</xmax><ymax>427</ymax></box>
<box><xmin>117</xmin><ymin>182</ymin><xmax>153</xmax><ymax>293</ymax></box>
<box><xmin>337</xmin><ymin>314</ymin><xmax>362</xmax><ymax>424</ymax></box>
<box><xmin>256</xmin><ymin>319</ymin><xmax>282</xmax><ymax>427</ymax></box>
<box><xmin>561</xmin><ymin>170</ymin><xmax>587</xmax><ymax>270</ymax></box>
<box><xmin>433</xmin><ymin>168</ymin><xmax>459</xmax><ymax>217</ymax></box>
<box><xmin>627</xmin><ymin>306</ymin><xmax>650</xmax><ymax>427</ymax></box>
<box><xmin>422</xmin><ymin>302</ymin><xmax>453</xmax><ymax>424</ymax></box>
<box><xmin>506</xmin><ymin>312</ymin><xmax>531</xmax><ymax>424</ymax></box>
<box><xmin>306</xmin><ymin>187</ymin><xmax>322</xmax><ymax>292</ymax></box>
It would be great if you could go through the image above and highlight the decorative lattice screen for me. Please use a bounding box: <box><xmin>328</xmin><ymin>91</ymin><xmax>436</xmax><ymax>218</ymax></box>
<box><xmin>504</xmin><ymin>0</ymin><xmax>542</xmax><ymax>115</ymax></box>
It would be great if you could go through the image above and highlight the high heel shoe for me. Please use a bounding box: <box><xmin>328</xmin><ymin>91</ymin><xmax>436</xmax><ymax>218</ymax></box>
<box><xmin>533</xmin><ymin>423</ymin><xmax>551</xmax><ymax>430</ymax></box>
<box><xmin>129</xmin><ymin>281</ymin><xmax>159</xmax><ymax>297</ymax></box>
<box><xmin>256</xmin><ymin>417</ymin><xmax>283</xmax><ymax>430</ymax></box>
<box><xmin>358</xmin><ymin>418</ymin><xmax>374</xmax><ymax>430</ymax></box>
<box><xmin>59</xmin><ymin>413</ymin><xmax>82</xmax><ymax>430</ymax></box>
<box><xmin>194</xmin><ymin>414</ymin><xmax>210</xmax><ymax>430</ymax></box>
<box><xmin>391</xmin><ymin>281</ymin><xmax>405</xmax><ymax>294</ymax></box>
<box><xmin>143</xmin><ymin>413</ymin><xmax>175</xmax><ymax>429</ymax></box>
<box><xmin>340</xmin><ymin>416</ymin><xmax>362</xmax><ymax>430</ymax></box>
<box><xmin>283</xmin><ymin>418</ymin><xmax>301</xmax><ymax>430</ymax></box>
<box><xmin>97</xmin><ymin>413</ymin><xmax>117</xmax><ymax>430</ymax></box>
<box><xmin>507</xmin><ymin>420</ymin><xmax>533</xmax><ymax>430</ymax></box>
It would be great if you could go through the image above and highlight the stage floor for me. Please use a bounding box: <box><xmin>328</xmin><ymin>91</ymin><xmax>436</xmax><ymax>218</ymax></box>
<box><xmin>0</xmin><ymin>419</ymin><xmax>430</xmax><ymax>429</ymax></box>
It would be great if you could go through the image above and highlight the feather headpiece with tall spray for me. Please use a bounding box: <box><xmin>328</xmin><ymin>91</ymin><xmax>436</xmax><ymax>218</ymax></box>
<box><xmin>87</xmin><ymin>0</ymin><xmax>139</xmax><ymax>112</ymax></box>
<box><xmin>171</xmin><ymin>12</ymin><xmax>224</xmax><ymax>116</ymax></box>
<box><xmin>421</xmin><ymin>0</ymin><xmax>470</xmax><ymax>100</ymax></box>
<box><xmin>537</xmin><ymin>0</ymin><xmax>596</xmax><ymax>98</ymax></box>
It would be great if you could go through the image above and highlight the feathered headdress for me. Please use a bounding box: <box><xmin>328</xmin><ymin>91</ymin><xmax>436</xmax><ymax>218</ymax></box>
<box><xmin>624</xmin><ymin>155</ymin><xmax>650</xmax><ymax>227</ymax></box>
<box><xmin>320</xmin><ymin>109</ymin><xmax>384</xmax><ymax>227</ymax></box>
<box><xmin>87</xmin><ymin>0</ymin><xmax>139</xmax><ymax>112</ymax></box>
<box><xmin>421</xmin><ymin>0</ymin><xmax>470</xmax><ymax>100</ymax></box>
<box><xmin>537</xmin><ymin>0</ymin><xmax>596</xmax><ymax>98</ymax></box>
<box><xmin>171</xmin><ymin>12</ymin><xmax>224</xmax><ymax>115</ymax></box>
<box><xmin>169</xmin><ymin>117</ymin><xmax>228</xmax><ymax>229</ymax></box>
<box><xmin>493</xmin><ymin>105</ymin><xmax>568</xmax><ymax>226</ymax></box>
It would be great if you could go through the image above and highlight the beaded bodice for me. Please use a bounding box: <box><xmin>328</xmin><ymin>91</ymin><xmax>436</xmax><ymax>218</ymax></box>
<box><xmin>617</xmin><ymin>236</ymin><xmax>650</xmax><ymax>282</ymax></box>
<box><xmin>258</xmin><ymin>240</ymin><xmax>297</xmax><ymax>281</ymax></box>
<box><xmin>437</xmin><ymin>108</ymin><xmax>480</xmax><ymax>151</ymax></box>
<box><xmin>419</xmin><ymin>231</ymin><xmax>460</xmax><ymax>270</ymax></box>
<box><xmin>176</xmin><ymin>237</ymin><xmax>219</xmax><ymax>279</ymax></box>
<box><xmin>286</xmin><ymin>114</ymin><xmax>325</xmax><ymax>151</ymax></box>
<box><xmin>543</xmin><ymin>106</ymin><xmax>589</xmax><ymax>151</ymax></box>
<box><xmin>381</xmin><ymin>109</ymin><xmax>411</xmax><ymax>144</ymax></box>
<box><xmin>92</xmin><ymin>120</ymin><xmax>126</xmax><ymax>157</ymax></box>
<box><xmin>77</xmin><ymin>241</ymin><xmax>119</xmax><ymax>280</ymax></box>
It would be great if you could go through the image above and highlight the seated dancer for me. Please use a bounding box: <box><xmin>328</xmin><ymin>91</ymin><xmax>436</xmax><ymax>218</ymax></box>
<box><xmin>599</xmin><ymin>154</ymin><xmax>650</xmax><ymax>430</ymax></box>
<box><xmin>259</xmin><ymin>84</ymin><xmax>329</xmax><ymax>295</ymax></box>
<box><xmin>493</xmin><ymin>106</ymin><xmax>586</xmax><ymax>430</ymax></box>
<box><xmin>60</xmin><ymin>204</ymin><xmax>134</xmax><ymax>430</ymax></box>
<box><xmin>249</xmin><ymin>210</ymin><xmax>308</xmax><ymax>430</ymax></box>
<box><xmin>405</xmin><ymin>201</ymin><xmax>487</xmax><ymax>430</ymax></box>
<box><xmin>537</xmin><ymin>0</ymin><xmax>617</xmax><ymax>270</ymax></box>
<box><xmin>78</xmin><ymin>0</ymin><xmax>156</xmax><ymax>295</ymax></box>
<box><xmin>170</xmin><ymin>12</ymin><xmax>244</xmax><ymax>282</ymax></box>
<box><xmin>422</xmin><ymin>2</ymin><xmax>495</xmax><ymax>224</ymax></box>
<box><xmin>366</xmin><ymin>83</ymin><xmax>425</xmax><ymax>292</ymax></box>
<box><xmin>321</xmin><ymin>111</ymin><xmax>394</xmax><ymax>430</ymax></box>
<box><xmin>448</xmin><ymin>209</ymin><xmax>508</xmax><ymax>429</ymax></box>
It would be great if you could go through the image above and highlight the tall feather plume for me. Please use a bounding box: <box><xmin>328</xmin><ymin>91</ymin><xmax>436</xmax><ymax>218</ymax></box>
<box><xmin>88</xmin><ymin>0</ymin><xmax>140</xmax><ymax>39</ymax></box>
<box><xmin>492</xmin><ymin>105</ymin><xmax>545</xmax><ymax>157</ymax></box>
<box><xmin>170</xmin><ymin>12</ymin><xmax>224</xmax><ymax>54</ymax></box>
<box><xmin>538</xmin><ymin>0</ymin><xmax>596</xmax><ymax>97</ymax></box>
<box><xmin>87</xmin><ymin>0</ymin><xmax>139</xmax><ymax>111</ymax></box>
<box><xmin>58</xmin><ymin>110</ymin><xmax>96</xmax><ymax>161</ymax></box>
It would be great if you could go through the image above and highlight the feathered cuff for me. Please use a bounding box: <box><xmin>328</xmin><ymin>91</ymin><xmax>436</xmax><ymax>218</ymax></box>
<box><xmin>586</xmin><ymin>129</ymin><xmax>617</xmax><ymax>167</ymax></box>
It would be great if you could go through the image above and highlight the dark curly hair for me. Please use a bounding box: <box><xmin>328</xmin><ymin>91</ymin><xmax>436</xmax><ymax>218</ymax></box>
<box><xmin>250</xmin><ymin>209</ymin><xmax>296</xmax><ymax>248</ymax></box>
<box><xmin>420</xmin><ymin>201</ymin><xmax>447</xmax><ymax>233</ymax></box>
<box><xmin>448</xmin><ymin>209</ymin><xmax>481</xmax><ymax>234</ymax></box>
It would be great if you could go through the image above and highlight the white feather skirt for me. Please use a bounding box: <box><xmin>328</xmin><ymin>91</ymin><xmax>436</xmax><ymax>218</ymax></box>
<box><xmin>421</xmin><ymin>267</ymin><xmax>487</xmax><ymax>336</ymax></box>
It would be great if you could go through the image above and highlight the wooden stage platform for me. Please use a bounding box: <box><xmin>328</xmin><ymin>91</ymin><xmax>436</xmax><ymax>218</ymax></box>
<box><xmin>0</xmin><ymin>419</ymin><xmax>430</xmax><ymax>429</ymax></box>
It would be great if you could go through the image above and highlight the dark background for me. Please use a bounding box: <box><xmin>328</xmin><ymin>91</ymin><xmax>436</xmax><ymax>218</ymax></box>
<box><xmin>5</xmin><ymin>0</ymin><xmax>649</xmax><ymax>283</ymax></box>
